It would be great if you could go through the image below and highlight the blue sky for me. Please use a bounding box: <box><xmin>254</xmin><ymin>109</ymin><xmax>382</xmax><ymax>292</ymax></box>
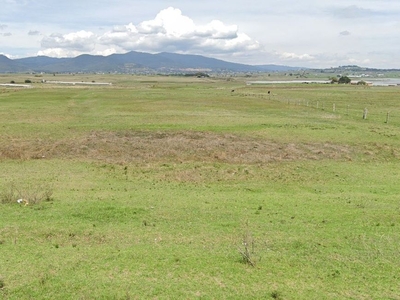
<box><xmin>0</xmin><ymin>0</ymin><xmax>399</xmax><ymax>68</ymax></box>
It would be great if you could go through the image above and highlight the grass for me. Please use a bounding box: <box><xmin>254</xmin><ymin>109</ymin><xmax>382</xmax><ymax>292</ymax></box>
<box><xmin>1</xmin><ymin>74</ymin><xmax>400</xmax><ymax>299</ymax></box>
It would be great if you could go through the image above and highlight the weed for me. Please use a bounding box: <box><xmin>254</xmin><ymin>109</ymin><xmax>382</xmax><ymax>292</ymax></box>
<box><xmin>0</xmin><ymin>277</ymin><xmax>5</xmax><ymax>289</ymax></box>
<box><xmin>0</xmin><ymin>182</ymin><xmax>17</xmax><ymax>204</ymax></box>
<box><xmin>238</xmin><ymin>226</ymin><xmax>257</xmax><ymax>267</ymax></box>
<box><xmin>0</xmin><ymin>181</ymin><xmax>54</xmax><ymax>205</ymax></box>
<box><xmin>271</xmin><ymin>290</ymin><xmax>281</xmax><ymax>299</ymax></box>
<box><xmin>39</xmin><ymin>273</ymin><xmax>50</xmax><ymax>286</ymax></box>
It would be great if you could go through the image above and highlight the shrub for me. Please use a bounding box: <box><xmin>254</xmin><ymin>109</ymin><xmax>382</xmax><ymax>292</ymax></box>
<box><xmin>0</xmin><ymin>181</ymin><xmax>54</xmax><ymax>205</ymax></box>
<box><xmin>0</xmin><ymin>182</ymin><xmax>17</xmax><ymax>204</ymax></box>
<box><xmin>338</xmin><ymin>76</ymin><xmax>351</xmax><ymax>84</ymax></box>
<box><xmin>330</xmin><ymin>77</ymin><xmax>338</xmax><ymax>84</ymax></box>
<box><xmin>238</xmin><ymin>230</ymin><xmax>257</xmax><ymax>266</ymax></box>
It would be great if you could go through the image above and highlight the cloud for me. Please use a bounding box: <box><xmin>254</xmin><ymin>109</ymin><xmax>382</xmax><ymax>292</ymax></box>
<box><xmin>39</xmin><ymin>7</ymin><xmax>261</xmax><ymax>58</ymax></box>
<box><xmin>136</xmin><ymin>7</ymin><xmax>194</xmax><ymax>35</ymax></box>
<box><xmin>100</xmin><ymin>7</ymin><xmax>260</xmax><ymax>55</ymax></box>
<box><xmin>279</xmin><ymin>52</ymin><xmax>314</xmax><ymax>61</ymax></box>
<box><xmin>0</xmin><ymin>24</ymin><xmax>7</xmax><ymax>30</ymax></box>
<box><xmin>0</xmin><ymin>52</ymin><xmax>20</xmax><ymax>59</ymax></box>
<box><xmin>41</xmin><ymin>30</ymin><xmax>97</xmax><ymax>52</ymax></box>
<box><xmin>340</xmin><ymin>30</ymin><xmax>351</xmax><ymax>36</ymax></box>
<box><xmin>28</xmin><ymin>30</ymin><xmax>41</xmax><ymax>36</ymax></box>
<box><xmin>2</xmin><ymin>33</ymin><xmax>12</xmax><ymax>37</ymax></box>
<box><xmin>196</xmin><ymin>20</ymin><xmax>238</xmax><ymax>39</ymax></box>
<box><xmin>37</xmin><ymin>48</ymin><xmax>85</xmax><ymax>58</ymax></box>
<box><xmin>331</xmin><ymin>5</ymin><xmax>374</xmax><ymax>19</ymax></box>
<box><xmin>95</xmin><ymin>48</ymin><xmax>118</xmax><ymax>56</ymax></box>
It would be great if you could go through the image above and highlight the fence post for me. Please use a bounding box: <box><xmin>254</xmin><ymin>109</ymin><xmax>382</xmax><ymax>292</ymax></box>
<box><xmin>386</xmin><ymin>112</ymin><xmax>390</xmax><ymax>123</ymax></box>
<box><xmin>333</xmin><ymin>103</ymin><xmax>336</xmax><ymax>112</ymax></box>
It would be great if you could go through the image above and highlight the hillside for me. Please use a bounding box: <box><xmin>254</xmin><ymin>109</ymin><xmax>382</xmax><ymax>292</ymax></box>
<box><xmin>1</xmin><ymin>51</ymin><xmax>303</xmax><ymax>74</ymax></box>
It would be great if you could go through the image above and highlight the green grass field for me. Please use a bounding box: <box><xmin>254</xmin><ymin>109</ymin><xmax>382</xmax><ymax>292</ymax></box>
<box><xmin>1</xmin><ymin>74</ymin><xmax>400</xmax><ymax>299</ymax></box>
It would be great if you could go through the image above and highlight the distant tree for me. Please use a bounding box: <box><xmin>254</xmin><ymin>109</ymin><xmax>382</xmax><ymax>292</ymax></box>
<box><xmin>10</xmin><ymin>80</ymin><xmax>15</xmax><ymax>84</ymax></box>
<box><xmin>357</xmin><ymin>80</ymin><xmax>367</xmax><ymax>85</ymax></box>
<box><xmin>330</xmin><ymin>77</ymin><xmax>338</xmax><ymax>84</ymax></box>
<box><xmin>25</xmin><ymin>79</ymin><xmax>32</xmax><ymax>83</ymax></box>
<box><xmin>184</xmin><ymin>72</ymin><xmax>209</xmax><ymax>78</ymax></box>
<box><xmin>338</xmin><ymin>76</ymin><xmax>351</xmax><ymax>84</ymax></box>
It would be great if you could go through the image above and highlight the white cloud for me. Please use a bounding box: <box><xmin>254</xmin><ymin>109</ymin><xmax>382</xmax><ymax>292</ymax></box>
<box><xmin>0</xmin><ymin>52</ymin><xmax>8</xmax><ymax>58</ymax></box>
<box><xmin>37</xmin><ymin>48</ymin><xmax>84</xmax><ymax>58</ymax></box>
<box><xmin>196</xmin><ymin>20</ymin><xmax>238</xmax><ymax>39</ymax></box>
<box><xmin>279</xmin><ymin>52</ymin><xmax>314</xmax><ymax>61</ymax></box>
<box><xmin>95</xmin><ymin>48</ymin><xmax>117</xmax><ymax>56</ymax></box>
<box><xmin>330</xmin><ymin>5</ymin><xmax>374</xmax><ymax>19</ymax></box>
<box><xmin>40</xmin><ymin>30</ymin><xmax>97</xmax><ymax>55</ymax></box>
<box><xmin>39</xmin><ymin>7</ymin><xmax>260</xmax><ymax>59</ymax></box>
<box><xmin>137</xmin><ymin>7</ymin><xmax>194</xmax><ymax>36</ymax></box>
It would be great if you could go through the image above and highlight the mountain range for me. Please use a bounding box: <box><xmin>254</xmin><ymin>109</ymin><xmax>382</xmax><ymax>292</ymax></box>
<box><xmin>0</xmin><ymin>51</ymin><xmax>304</xmax><ymax>74</ymax></box>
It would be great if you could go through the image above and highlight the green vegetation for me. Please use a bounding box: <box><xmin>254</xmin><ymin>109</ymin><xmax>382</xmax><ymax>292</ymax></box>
<box><xmin>338</xmin><ymin>76</ymin><xmax>351</xmax><ymax>84</ymax></box>
<box><xmin>1</xmin><ymin>74</ymin><xmax>400</xmax><ymax>299</ymax></box>
<box><xmin>184</xmin><ymin>72</ymin><xmax>210</xmax><ymax>77</ymax></box>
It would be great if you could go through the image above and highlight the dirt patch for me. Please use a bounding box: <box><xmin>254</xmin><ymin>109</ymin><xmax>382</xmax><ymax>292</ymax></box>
<box><xmin>0</xmin><ymin>130</ymin><xmax>354</xmax><ymax>164</ymax></box>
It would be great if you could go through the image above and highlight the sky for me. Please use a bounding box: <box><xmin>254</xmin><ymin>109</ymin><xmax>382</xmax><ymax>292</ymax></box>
<box><xmin>0</xmin><ymin>0</ymin><xmax>399</xmax><ymax>68</ymax></box>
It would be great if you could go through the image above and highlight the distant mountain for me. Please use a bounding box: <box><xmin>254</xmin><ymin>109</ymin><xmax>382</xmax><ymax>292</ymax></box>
<box><xmin>1</xmin><ymin>51</ymin><xmax>305</xmax><ymax>73</ymax></box>
<box><xmin>156</xmin><ymin>52</ymin><xmax>256</xmax><ymax>71</ymax></box>
<box><xmin>255</xmin><ymin>64</ymin><xmax>305</xmax><ymax>72</ymax></box>
<box><xmin>315</xmin><ymin>65</ymin><xmax>400</xmax><ymax>73</ymax></box>
<box><xmin>0</xmin><ymin>55</ymin><xmax>25</xmax><ymax>72</ymax></box>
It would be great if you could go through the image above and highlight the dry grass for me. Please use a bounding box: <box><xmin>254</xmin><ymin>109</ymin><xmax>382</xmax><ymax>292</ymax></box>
<box><xmin>0</xmin><ymin>130</ymin><xmax>354</xmax><ymax>164</ymax></box>
<box><xmin>0</xmin><ymin>181</ymin><xmax>53</xmax><ymax>205</ymax></box>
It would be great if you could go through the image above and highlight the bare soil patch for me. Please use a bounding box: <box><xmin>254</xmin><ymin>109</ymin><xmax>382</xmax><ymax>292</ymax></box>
<box><xmin>0</xmin><ymin>130</ymin><xmax>353</xmax><ymax>164</ymax></box>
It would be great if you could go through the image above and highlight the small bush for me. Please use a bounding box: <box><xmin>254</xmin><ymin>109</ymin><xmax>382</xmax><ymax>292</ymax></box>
<box><xmin>0</xmin><ymin>182</ymin><xmax>17</xmax><ymax>204</ymax></box>
<box><xmin>238</xmin><ymin>230</ymin><xmax>257</xmax><ymax>267</ymax></box>
<box><xmin>0</xmin><ymin>181</ymin><xmax>54</xmax><ymax>205</ymax></box>
<box><xmin>338</xmin><ymin>76</ymin><xmax>351</xmax><ymax>84</ymax></box>
<box><xmin>25</xmin><ymin>79</ymin><xmax>32</xmax><ymax>83</ymax></box>
<box><xmin>357</xmin><ymin>80</ymin><xmax>367</xmax><ymax>85</ymax></box>
<box><xmin>238</xmin><ymin>223</ymin><xmax>260</xmax><ymax>267</ymax></box>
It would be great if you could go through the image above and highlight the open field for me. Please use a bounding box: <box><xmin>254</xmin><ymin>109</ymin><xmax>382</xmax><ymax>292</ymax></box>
<box><xmin>1</xmin><ymin>74</ymin><xmax>400</xmax><ymax>299</ymax></box>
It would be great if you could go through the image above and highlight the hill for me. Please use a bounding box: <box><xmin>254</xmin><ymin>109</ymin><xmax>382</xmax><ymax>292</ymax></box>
<box><xmin>0</xmin><ymin>51</ymin><xmax>304</xmax><ymax>74</ymax></box>
<box><xmin>0</xmin><ymin>55</ymin><xmax>26</xmax><ymax>72</ymax></box>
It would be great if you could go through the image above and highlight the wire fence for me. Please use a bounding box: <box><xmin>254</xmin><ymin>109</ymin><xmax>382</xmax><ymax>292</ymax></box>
<box><xmin>232</xmin><ymin>91</ymin><xmax>400</xmax><ymax>125</ymax></box>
